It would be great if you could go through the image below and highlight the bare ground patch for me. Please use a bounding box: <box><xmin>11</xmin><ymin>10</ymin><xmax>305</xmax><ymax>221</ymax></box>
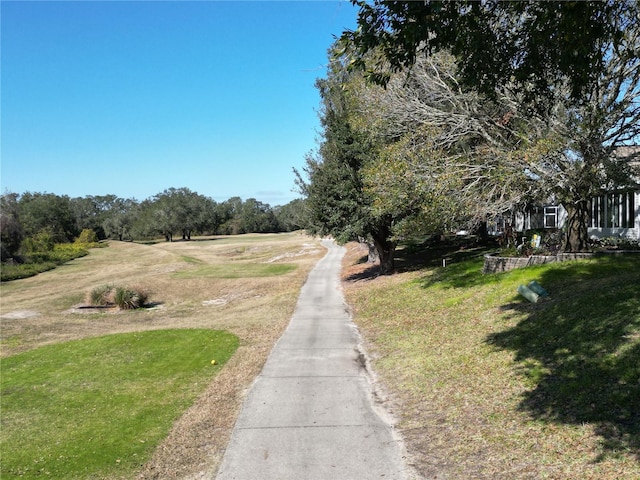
<box><xmin>0</xmin><ymin>310</ymin><xmax>40</xmax><ymax>319</ymax></box>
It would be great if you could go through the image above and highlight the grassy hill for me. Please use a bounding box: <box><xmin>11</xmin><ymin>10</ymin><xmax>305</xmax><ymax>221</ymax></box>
<box><xmin>342</xmin><ymin>242</ymin><xmax>640</xmax><ymax>479</ymax></box>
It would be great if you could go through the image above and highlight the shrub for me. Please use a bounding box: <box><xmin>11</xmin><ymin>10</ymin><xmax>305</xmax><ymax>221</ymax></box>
<box><xmin>75</xmin><ymin>229</ymin><xmax>99</xmax><ymax>245</ymax></box>
<box><xmin>0</xmin><ymin>261</ymin><xmax>58</xmax><ymax>282</ymax></box>
<box><xmin>21</xmin><ymin>230</ymin><xmax>55</xmax><ymax>254</ymax></box>
<box><xmin>87</xmin><ymin>284</ymin><xmax>149</xmax><ymax>309</ymax></box>
<box><xmin>499</xmin><ymin>229</ymin><xmax>564</xmax><ymax>257</ymax></box>
<box><xmin>113</xmin><ymin>285</ymin><xmax>149</xmax><ymax>310</ymax></box>
<box><xmin>52</xmin><ymin>243</ymin><xmax>89</xmax><ymax>262</ymax></box>
<box><xmin>88</xmin><ymin>284</ymin><xmax>115</xmax><ymax>306</ymax></box>
<box><xmin>1</xmin><ymin>239</ymin><xmax>102</xmax><ymax>282</ymax></box>
<box><xmin>593</xmin><ymin>236</ymin><xmax>640</xmax><ymax>250</ymax></box>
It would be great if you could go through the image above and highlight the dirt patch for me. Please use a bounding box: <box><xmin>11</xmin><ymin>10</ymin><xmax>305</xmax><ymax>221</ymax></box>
<box><xmin>264</xmin><ymin>243</ymin><xmax>323</xmax><ymax>263</ymax></box>
<box><xmin>0</xmin><ymin>310</ymin><xmax>40</xmax><ymax>319</ymax></box>
<box><xmin>202</xmin><ymin>298</ymin><xmax>229</xmax><ymax>306</ymax></box>
<box><xmin>201</xmin><ymin>290</ymin><xmax>262</xmax><ymax>308</ymax></box>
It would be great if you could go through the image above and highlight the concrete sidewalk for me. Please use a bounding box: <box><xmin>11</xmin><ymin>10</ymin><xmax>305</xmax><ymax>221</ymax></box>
<box><xmin>215</xmin><ymin>239</ymin><xmax>410</xmax><ymax>480</ymax></box>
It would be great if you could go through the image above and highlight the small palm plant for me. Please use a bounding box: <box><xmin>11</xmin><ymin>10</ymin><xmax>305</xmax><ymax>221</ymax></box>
<box><xmin>88</xmin><ymin>284</ymin><xmax>115</xmax><ymax>306</ymax></box>
<box><xmin>113</xmin><ymin>285</ymin><xmax>149</xmax><ymax>310</ymax></box>
<box><xmin>88</xmin><ymin>284</ymin><xmax>149</xmax><ymax>309</ymax></box>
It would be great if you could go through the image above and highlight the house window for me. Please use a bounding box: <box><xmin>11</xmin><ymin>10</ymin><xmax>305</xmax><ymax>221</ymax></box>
<box><xmin>591</xmin><ymin>196</ymin><xmax>605</xmax><ymax>228</ymax></box>
<box><xmin>623</xmin><ymin>192</ymin><xmax>635</xmax><ymax>228</ymax></box>
<box><xmin>544</xmin><ymin>206</ymin><xmax>558</xmax><ymax>228</ymax></box>
<box><xmin>608</xmin><ymin>194</ymin><xmax>620</xmax><ymax>227</ymax></box>
<box><xmin>591</xmin><ymin>192</ymin><xmax>635</xmax><ymax>229</ymax></box>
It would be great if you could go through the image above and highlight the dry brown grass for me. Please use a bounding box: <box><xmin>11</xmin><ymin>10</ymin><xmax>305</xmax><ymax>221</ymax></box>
<box><xmin>0</xmin><ymin>232</ymin><xmax>325</xmax><ymax>479</ymax></box>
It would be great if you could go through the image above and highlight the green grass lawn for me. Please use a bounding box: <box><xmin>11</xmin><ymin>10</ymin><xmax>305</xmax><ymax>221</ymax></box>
<box><xmin>347</xmin><ymin>247</ymin><xmax>640</xmax><ymax>478</ymax></box>
<box><xmin>0</xmin><ymin>329</ymin><xmax>239</xmax><ymax>479</ymax></box>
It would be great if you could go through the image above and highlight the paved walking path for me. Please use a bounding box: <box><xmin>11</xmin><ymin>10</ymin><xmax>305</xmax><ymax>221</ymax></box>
<box><xmin>215</xmin><ymin>239</ymin><xmax>410</xmax><ymax>480</ymax></box>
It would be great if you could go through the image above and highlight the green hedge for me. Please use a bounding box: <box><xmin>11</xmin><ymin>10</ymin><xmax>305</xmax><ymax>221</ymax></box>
<box><xmin>1</xmin><ymin>244</ymin><xmax>93</xmax><ymax>282</ymax></box>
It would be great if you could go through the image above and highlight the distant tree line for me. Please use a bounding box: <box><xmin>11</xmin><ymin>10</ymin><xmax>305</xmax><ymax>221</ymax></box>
<box><xmin>0</xmin><ymin>187</ymin><xmax>307</xmax><ymax>262</ymax></box>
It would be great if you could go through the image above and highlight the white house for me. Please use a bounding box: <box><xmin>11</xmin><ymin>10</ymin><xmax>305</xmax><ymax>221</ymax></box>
<box><xmin>588</xmin><ymin>190</ymin><xmax>640</xmax><ymax>240</ymax></box>
<box><xmin>511</xmin><ymin>191</ymin><xmax>640</xmax><ymax>241</ymax></box>
<box><xmin>491</xmin><ymin>147</ymin><xmax>640</xmax><ymax>241</ymax></box>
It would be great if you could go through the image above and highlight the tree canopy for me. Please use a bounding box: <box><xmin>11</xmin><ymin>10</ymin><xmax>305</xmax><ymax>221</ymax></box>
<box><xmin>327</xmin><ymin>0</ymin><xmax>640</xmax><ymax>255</ymax></box>
<box><xmin>341</xmin><ymin>0</ymin><xmax>635</xmax><ymax>109</ymax></box>
<box><xmin>300</xmin><ymin>1</ymin><xmax>639</xmax><ymax>270</ymax></box>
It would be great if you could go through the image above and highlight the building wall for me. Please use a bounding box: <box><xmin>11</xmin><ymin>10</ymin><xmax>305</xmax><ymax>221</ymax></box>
<box><xmin>491</xmin><ymin>190</ymin><xmax>640</xmax><ymax>240</ymax></box>
<box><xmin>520</xmin><ymin>205</ymin><xmax>567</xmax><ymax>231</ymax></box>
<box><xmin>588</xmin><ymin>191</ymin><xmax>640</xmax><ymax>240</ymax></box>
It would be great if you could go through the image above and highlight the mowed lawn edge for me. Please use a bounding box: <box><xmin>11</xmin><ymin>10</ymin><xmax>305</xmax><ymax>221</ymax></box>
<box><xmin>342</xmin><ymin>242</ymin><xmax>640</xmax><ymax>479</ymax></box>
<box><xmin>0</xmin><ymin>329</ymin><xmax>239</xmax><ymax>480</ymax></box>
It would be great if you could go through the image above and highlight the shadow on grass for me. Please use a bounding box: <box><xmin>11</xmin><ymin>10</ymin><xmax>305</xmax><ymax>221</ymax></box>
<box><xmin>487</xmin><ymin>257</ymin><xmax>640</xmax><ymax>461</ymax></box>
<box><xmin>343</xmin><ymin>256</ymin><xmax>381</xmax><ymax>282</ymax></box>
<box><xmin>412</xmin><ymin>246</ymin><xmax>498</xmax><ymax>289</ymax></box>
<box><xmin>343</xmin><ymin>237</ymin><xmax>494</xmax><ymax>283</ymax></box>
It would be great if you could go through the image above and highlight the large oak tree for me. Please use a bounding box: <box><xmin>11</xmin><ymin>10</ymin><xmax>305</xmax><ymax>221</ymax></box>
<box><xmin>341</xmin><ymin>0</ymin><xmax>640</xmax><ymax>252</ymax></box>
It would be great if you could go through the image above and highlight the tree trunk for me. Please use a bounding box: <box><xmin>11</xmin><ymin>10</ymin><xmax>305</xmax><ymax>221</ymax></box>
<box><xmin>377</xmin><ymin>247</ymin><xmax>395</xmax><ymax>274</ymax></box>
<box><xmin>359</xmin><ymin>237</ymin><xmax>379</xmax><ymax>263</ymax></box>
<box><xmin>371</xmin><ymin>229</ymin><xmax>396</xmax><ymax>275</ymax></box>
<box><xmin>473</xmin><ymin>221</ymin><xmax>489</xmax><ymax>245</ymax></box>
<box><xmin>563</xmin><ymin>199</ymin><xmax>590</xmax><ymax>252</ymax></box>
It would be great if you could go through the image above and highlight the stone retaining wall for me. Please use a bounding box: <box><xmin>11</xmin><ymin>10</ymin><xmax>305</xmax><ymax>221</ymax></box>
<box><xmin>483</xmin><ymin>252</ymin><xmax>594</xmax><ymax>274</ymax></box>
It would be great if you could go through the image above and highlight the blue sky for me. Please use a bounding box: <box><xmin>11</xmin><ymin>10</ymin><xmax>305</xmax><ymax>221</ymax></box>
<box><xmin>1</xmin><ymin>0</ymin><xmax>358</xmax><ymax>206</ymax></box>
